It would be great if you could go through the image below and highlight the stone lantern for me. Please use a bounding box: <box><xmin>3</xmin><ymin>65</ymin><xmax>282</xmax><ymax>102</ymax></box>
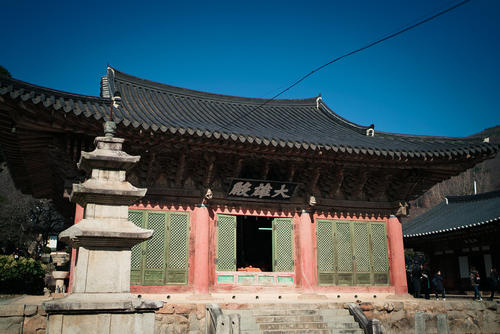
<box><xmin>43</xmin><ymin>121</ymin><xmax>162</xmax><ymax>333</ymax></box>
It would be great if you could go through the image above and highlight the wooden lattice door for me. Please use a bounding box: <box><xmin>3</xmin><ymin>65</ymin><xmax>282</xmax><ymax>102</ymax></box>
<box><xmin>129</xmin><ymin>210</ymin><xmax>189</xmax><ymax>285</ymax></box>
<box><xmin>370</xmin><ymin>222</ymin><xmax>390</xmax><ymax>284</ymax></box>
<box><xmin>272</xmin><ymin>218</ymin><xmax>294</xmax><ymax>272</ymax></box>
<box><xmin>216</xmin><ymin>214</ymin><xmax>237</xmax><ymax>271</ymax></box>
<box><xmin>316</xmin><ymin>220</ymin><xmax>389</xmax><ymax>286</ymax></box>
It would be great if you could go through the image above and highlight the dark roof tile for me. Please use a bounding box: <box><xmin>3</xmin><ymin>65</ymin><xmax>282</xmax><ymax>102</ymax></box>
<box><xmin>1</xmin><ymin>68</ymin><xmax>498</xmax><ymax>159</ymax></box>
<box><xmin>403</xmin><ymin>190</ymin><xmax>500</xmax><ymax>237</ymax></box>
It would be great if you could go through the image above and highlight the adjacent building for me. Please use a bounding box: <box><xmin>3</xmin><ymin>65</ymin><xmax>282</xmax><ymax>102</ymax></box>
<box><xmin>404</xmin><ymin>190</ymin><xmax>500</xmax><ymax>291</ymax></box>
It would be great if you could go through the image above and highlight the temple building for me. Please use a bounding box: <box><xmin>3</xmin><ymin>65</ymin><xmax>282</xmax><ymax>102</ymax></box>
<box><xmin>404</xmin><ymin>190</ymin><xmax>500</xmax><ymax>292</ymax></box>
<box><xmin>0</xmin><ymin>67</ymin><xmax>497</xmax><ymax>295</ymax></box>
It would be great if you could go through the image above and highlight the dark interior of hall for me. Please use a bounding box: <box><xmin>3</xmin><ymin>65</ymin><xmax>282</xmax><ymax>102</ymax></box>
<box><xmin>236</xmin><ymin>216</ymin><xmax>273</xmax><ymax>272</ymax></box>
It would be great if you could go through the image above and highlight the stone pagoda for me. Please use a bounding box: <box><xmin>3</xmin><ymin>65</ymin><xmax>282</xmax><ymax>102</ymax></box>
<box><xmin>43</xmin><ymin>121</ymin><xmax>162</xmax><ymax>333</ymax></box>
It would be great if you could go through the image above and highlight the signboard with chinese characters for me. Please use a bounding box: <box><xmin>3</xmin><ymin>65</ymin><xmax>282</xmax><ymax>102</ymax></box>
<box><xmin>227</xmin><ymin>178</ymin><xmax>297</xmax><ymax>201</ymax></box>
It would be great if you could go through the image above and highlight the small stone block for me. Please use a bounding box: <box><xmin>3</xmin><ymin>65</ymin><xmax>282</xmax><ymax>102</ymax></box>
<box><xmin>61</xmin><ymin>314</ymin><xmax>110</xmax><ymax>334</ymax></box>
<box><xmin>0</xmin><ymin>304</ymin><xmax>25</xmax><ymax>316</ymax></box>
<box><xmin>47</xmin><ymin>314</ymin><xmax>63</xmax><ymax>334</ymax></box>
<box><xmin>415</xmin><ymin>312</ymin><xmax>426</xmax><ymax>334</ymax></box>
<box><xmin>0</xmin><ymin>316</ymin><xmax>23</xmax><ymax>334</ymax></box>
<box><xmin>437</xmin><ymin>313</ymin><xmax>449</xmax><ymax>334</ymax></box>
<box><xmin>24</xmin><ymin>304</ymin><xmax>38</xmax><ymax>316</ymax></box>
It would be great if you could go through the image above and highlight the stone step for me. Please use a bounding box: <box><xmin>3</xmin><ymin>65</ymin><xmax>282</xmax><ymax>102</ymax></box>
<box><xmin>330</xmin><ymin>329</ymin><xmax>364</xmax><ymax>334</ymax></box>
<box><xmin>262</xmin><ymin>330</ymin><xmax>330</xmax><ymax>334</ymax></box>
<box><xmin>322</xmin><ymin>316</ymin><xmax>357</xmax><ymax>323</ymax></box>
<box><xmin>259</xmin><ymin>322</ymin><xmax>329</xmax><ymax>330</ymax></box>
<box><xmin>326</xmin><ymin>321</ymin><xmax>361</xmax><ymax>329</ymax></box>
<box><xmin>223</xmin><ymin>304</ymin><xmax>362</xmax><ymax>334</ymax></box>
<box><xmin>252</xmin><ymin>309</ymin><xmax>319</xmax><ymax>316</ymax></box>
<box><xmin>255</xmin><ymin>315</ymin><xmax>324</xmax><ymax>323</ymax></box>
<box><xmin>317</xmin><ymin>309</ymin><xmax>350</xmax><ymax>317</ymax></box>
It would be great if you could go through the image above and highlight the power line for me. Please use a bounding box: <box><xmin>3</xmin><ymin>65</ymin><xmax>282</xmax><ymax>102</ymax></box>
<box><xmin>218</xmin><ymin>0</ymin><xmax>471</xmax><ymax>131</ymax></box>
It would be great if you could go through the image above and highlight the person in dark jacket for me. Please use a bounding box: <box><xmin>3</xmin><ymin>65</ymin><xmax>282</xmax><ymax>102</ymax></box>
<box><xmin>420</xmin><ymin>265</ymin><xmax>431</xmax><ymax>299</ymax></box>
<box><xmin>411</xmin><ymin>263</ymin><xmax>422</xmax><ymax>298</ymax></box>
<box><xmin>489</xmin><ymin>268</ymin><xmax>498</xmax><ymax>301</ymax></box>
<box><xmin>432</xmin><ymin>270</ymin><xmax>445</xmax><ymax>300</ymax></box>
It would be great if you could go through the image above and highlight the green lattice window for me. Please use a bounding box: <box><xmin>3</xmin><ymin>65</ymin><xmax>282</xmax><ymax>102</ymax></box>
<box><xmin>316</xmin><ymin>220</ymin><xmax>389</xmax><ymax>286</ymax></box>
<box><xmin>129</xmin><ymin>210</ymin><xmax>190</xmax><ymax>285</ymax></box>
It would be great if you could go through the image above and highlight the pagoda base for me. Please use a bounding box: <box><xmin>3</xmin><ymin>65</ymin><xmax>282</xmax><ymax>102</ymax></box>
<box><xmin>43</xmin><ymin>293</ymin><xmax>163</xmax><ymax>334</ymax></box>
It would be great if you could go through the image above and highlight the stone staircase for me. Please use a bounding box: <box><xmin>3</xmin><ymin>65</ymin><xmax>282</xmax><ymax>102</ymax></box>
<box><xmin>224</xmin><ymin>304</ymin><xmax>363</xmax><ymax>334</ymax></box>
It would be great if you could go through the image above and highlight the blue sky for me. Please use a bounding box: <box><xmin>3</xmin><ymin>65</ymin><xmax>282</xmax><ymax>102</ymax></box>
<box><xmin>1</xmin><ymin>0</ymin><xmax>499</xmax><ymax>137</ymax></box>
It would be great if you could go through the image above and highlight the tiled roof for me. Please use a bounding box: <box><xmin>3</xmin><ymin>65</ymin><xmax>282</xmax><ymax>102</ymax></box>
<box><xmin>0</xmin><ymin>66</ymin><xmax>498</xmax><ymax>159</ymax></box>
<box><xmin>403</xmin><ymin>190</ymin><xmax>500</xmax><ymax>238</ymax></box>
<box><xmin>106</xmin><ymin>67</ymin><xmax>497</xmax><ymax>157</ymax></box>
<box><xmin>0</xmin><ymin>76</ymin><xmax>109</xmax><ymax>119</ymax></box>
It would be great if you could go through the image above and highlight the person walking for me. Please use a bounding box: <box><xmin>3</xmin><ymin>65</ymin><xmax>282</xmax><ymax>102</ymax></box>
<box><xmin>488</xmin><ymin>268</ymin><xmax>498</xmax><ymax>301</ymax></box>
<box><xmin>470</xmin><ymin>267</ymin><xmax>482</xmax><ymax>301</ymax></box>
<box><xmin>432</xmin><ymin>270</ymin><xmax>446</xmax><ymax>300</ymax></box>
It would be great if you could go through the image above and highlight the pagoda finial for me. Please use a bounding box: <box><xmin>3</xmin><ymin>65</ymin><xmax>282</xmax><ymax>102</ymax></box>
<box><xmin>104</xmin><ymin>91</ymin><xmax>121</xmax><ymax>137</ymax></box>
<box><xmin>104</xmin><ymin>120</ymin><xmax>117</xmax><ymax>137</ymax></box>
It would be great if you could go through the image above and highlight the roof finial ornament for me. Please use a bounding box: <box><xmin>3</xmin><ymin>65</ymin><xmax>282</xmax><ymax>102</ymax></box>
<box><xmin>366</xmin><ymin>124</ymin><xmax>375</xmax><ymax>137</ymax></box>
<box><xmin>316</xmin><ymin>94</ymin><xmax>322</xmax><ymax>110</ymax></box>
<box><xmin>112</xmin><ymin>91</ymin><xmax>122</xmax><ymax>109</ymax></box>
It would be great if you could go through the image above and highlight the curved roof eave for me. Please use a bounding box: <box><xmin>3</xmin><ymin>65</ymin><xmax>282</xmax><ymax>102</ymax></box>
<box><xmin>1</xmin><ymin>69</ymin><xmax>498</xmax><ymax>159</ymax></box>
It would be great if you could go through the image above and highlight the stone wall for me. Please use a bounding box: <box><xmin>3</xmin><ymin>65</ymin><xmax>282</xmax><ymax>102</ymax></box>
<box><xmin>2</xmin><ymin>299</ymin><xmax>499</xmax><ymax>334</ymax></box>
<box><xmin>155</xmin><ymin>303</ymin><xmax>207</xmax><ymax>334</ymax></box>
<box><xmin>359</xmin><ymin>300</ymin><xmax>500</xmax><ymax>334</ymax></box>
<box><xmin>0</xmin><ymin>303</ymin><xmax>47</xmax><ymax>334</ymax></box>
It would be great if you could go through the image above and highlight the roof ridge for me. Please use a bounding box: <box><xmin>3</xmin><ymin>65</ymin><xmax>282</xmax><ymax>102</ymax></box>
<box><xmin>375</xmin><ymin>129</ymin><xmax>486</xmax><ymax>143</ymax></box>
<box><xmin>109</xmin><ymin>66</ymin><xmax>318</xmax><ymax>106</ymax></box>
<box><xmin>446</xmin><ymin>190</ymin><xmax>500</xmax><ymax>203</ymax></box>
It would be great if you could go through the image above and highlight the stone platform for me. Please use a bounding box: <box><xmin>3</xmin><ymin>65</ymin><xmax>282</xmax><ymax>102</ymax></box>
<box><xmin>2</xmin><ymin>293</ymin><xmax>498</xmax><ymax>334</ymax></box>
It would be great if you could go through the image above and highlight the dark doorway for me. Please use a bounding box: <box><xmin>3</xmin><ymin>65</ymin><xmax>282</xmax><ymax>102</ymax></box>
<box><xmin>236</xmin><ymin>216</ymin><xmax>273</xmax><ymax>272</ymax></box>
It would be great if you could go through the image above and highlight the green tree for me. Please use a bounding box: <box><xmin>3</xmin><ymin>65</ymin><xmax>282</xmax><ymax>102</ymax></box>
<box><xmin>0</xmin><ymin>165</ymin><xmax>65</xmax><ymax>255</ymax></box>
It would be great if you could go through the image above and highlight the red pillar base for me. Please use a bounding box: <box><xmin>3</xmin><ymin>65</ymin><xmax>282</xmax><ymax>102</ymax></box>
<box><xmin>387</xmin><ymin>215</ymin><xmax>408</xmax><ymax>294</ymax></box>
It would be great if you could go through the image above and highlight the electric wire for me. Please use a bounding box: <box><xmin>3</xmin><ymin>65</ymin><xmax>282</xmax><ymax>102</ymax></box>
<box><xmin>218</xmin><ymin>0</ymin><xmax>472</xmax><ymax>131</ymax></box>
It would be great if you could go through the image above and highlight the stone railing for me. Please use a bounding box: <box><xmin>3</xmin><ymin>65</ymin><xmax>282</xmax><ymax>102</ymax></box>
<box><xmin>206</xmin><ymin>303</ymin><xmax>240</xmax><ymax>334</ymax></box>
<box><xmin>348</xmin><ymin>303</ymin><xmax>383</xmax><ymax>334</ymax></box>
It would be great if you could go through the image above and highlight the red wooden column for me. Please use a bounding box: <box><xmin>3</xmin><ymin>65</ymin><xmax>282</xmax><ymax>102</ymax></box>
<box><xmin>67</xmin><ymin>204</ymin><xmax>84</xmax><ymax>293</ymax></box>
<box><xmin>192</xmin><ymin>204</ymin><xmax>210</xmax><ymax>294</ymax></box>
<box><xmin>298</xmin><ymin>210</ymin><xmax>317</xmax><ymax>292</ymax></box>
<box><xmin>387</xmin><ymin>215</ymin><xmax>408</xmax><ymax>294</ymax></box>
